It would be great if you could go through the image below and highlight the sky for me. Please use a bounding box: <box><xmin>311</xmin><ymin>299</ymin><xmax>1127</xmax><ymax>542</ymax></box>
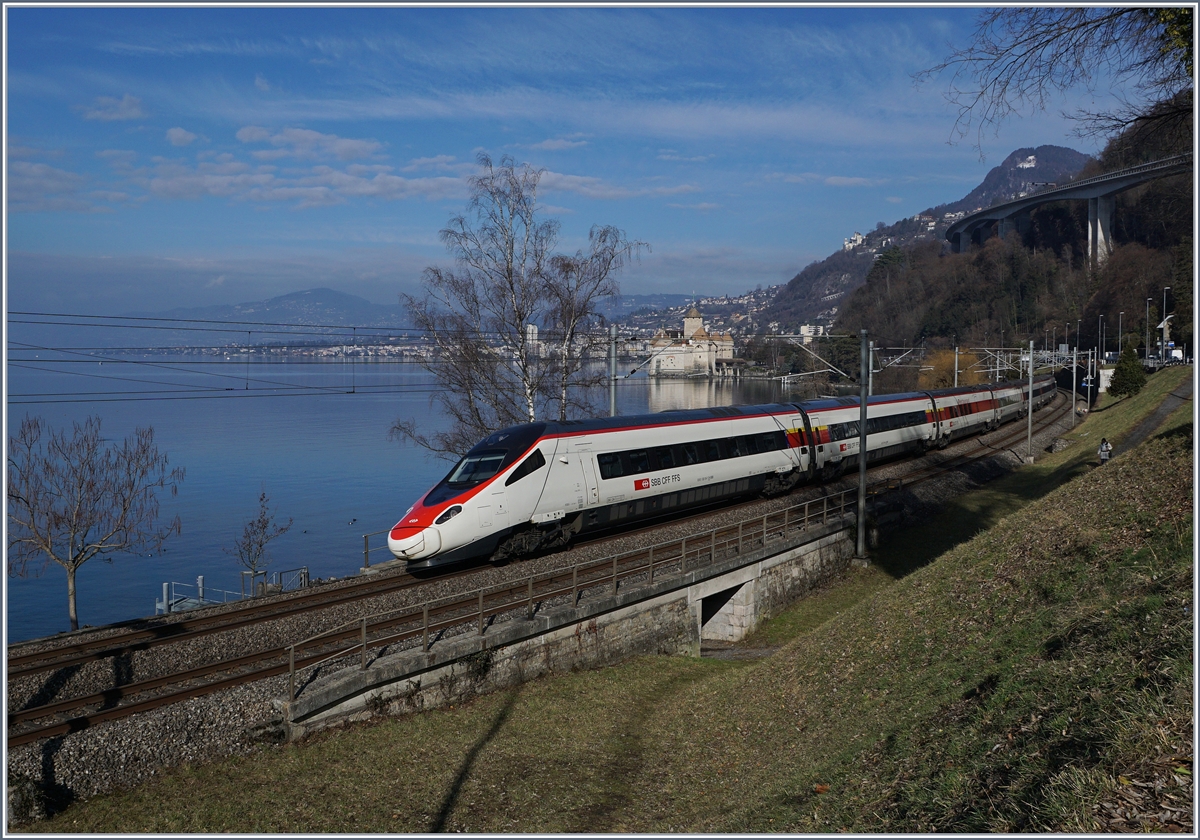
<box><xmin>5</xmin><ymin>5</ymin><xmax>1117</xmax><ymax>315</ymax></box>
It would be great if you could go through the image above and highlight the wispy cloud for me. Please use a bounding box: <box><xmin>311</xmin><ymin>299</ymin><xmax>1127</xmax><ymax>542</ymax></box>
<box><xmin>526</xmin><ymin>136</ymin><xmax>589</xmax><ymax>151</ymax></box>
<box><xmin>658</xmin><ymin>150</ymin><xmax>713</xmax><ymax>162</ymax></box>
<box><xmin>541</xmin><ymin>170</ymin><xmax>699</xmax><ymax>200</ymax></box>
<box><xmin>81</xmin><ymin>94</ymin><xmax>145</xmax><ymax>121</ymax></box>
<box><xmin>667</xmin><ymin>202</ymin><xmax>720</xmax><ymax>211</ymax></box>
<box><xmin>8</xmin><ymin>160</ymin><xmax>93</xmax><ymax>212</ymax></box>
<box><xmin>167</xmin><ymin>127</ymin><xmax>198</xmax><ymax>146</ymax></box>
<box><xmin>236</xmin><ymin>126</ymin><xmax>384</xmax><ymax>161</ymax></box>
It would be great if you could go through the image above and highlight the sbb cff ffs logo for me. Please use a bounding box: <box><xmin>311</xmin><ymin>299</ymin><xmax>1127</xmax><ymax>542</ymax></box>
<box><xmin>634</xmin><ymin>478</ymin><xmax>651</xmax><ymax>491</ymax></box>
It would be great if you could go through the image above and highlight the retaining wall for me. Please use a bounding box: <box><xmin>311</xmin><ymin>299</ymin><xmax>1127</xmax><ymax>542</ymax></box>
<box><xmin>283</xmin><ymin>521</ymin><xmax>858</xmax><ymax>740</ymax></box>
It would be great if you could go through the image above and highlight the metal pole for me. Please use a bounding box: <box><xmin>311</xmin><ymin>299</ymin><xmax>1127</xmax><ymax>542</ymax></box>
<box><xmin>1071</xmin><ymin>346</ymin><xmax>1077</xmax><ymax>429</ymax></box>
<box><xmin>361</xmin><ymin>617</ymin><xmax>367</xmax><ymax>670</ymax></box>
<box><xmin>868</xmin><ymin>340</ymin><xmax>875</xmax><ymax>396</ymax></box>
<box><xmin>1146</xmin><ymin>298</ymin><xmax>1151</xmax><ymax>363</ymax></box>
<box><xmin>1087</xmin><ymin>349</ymin><xmax>1093</xmax><ymax>409</ymax></box>
<box><xmin>856</xmin><ymin>329</ymin><xmax>869</xmax><ymax>560</ymax></box>
<box><xmin>1026</xmin><ymin>340</ymin><xmax>1034</xmax><ymax>462</ymax></box>
<box><xmin>954</xmin><ymin>346</ymin><xmax>959</xmax><ymax>387</ymax></box>
<box><xmin>1118</xmin><ymin>312</ymin><xmax>1123</xmax><ymax>357</ymax></box>
<box><xmin>609</xmin><ymin>323</ymin><xmax>618</xmax><ymax>417</ymax></box>
<box><xmin>1163</xmin><ymin>287</ymin><xmax>1171</xmax><ymax>364</ymax></box>
<box><xmin>363</xmin><ymin>534</ymin><xmax>369</xmax><ymax>569</ymax></box>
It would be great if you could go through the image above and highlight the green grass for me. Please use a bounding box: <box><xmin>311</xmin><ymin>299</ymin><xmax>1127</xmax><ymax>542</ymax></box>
<box><xmin>25</xmin><ymin>368</ymin><xmax>1193</xmax><ymax>833</ymax></box>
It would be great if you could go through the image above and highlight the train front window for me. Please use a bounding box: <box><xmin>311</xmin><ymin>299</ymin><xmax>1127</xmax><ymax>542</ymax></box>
<box><xmin>446</xmin><ymin>450</ymin><xmax>507</xmax><ymax>485</ymax></box>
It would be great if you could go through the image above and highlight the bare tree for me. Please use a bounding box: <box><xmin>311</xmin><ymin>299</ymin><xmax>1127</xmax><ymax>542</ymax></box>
<box><xmin>393</xmin><ymin>153</ymin><xmax>644</xmax><ymax>457</ymax></box>
<box><xmin>918</xmin><ymin>8</ymin><xmax>1193</xmax><ymax>152</ymax></box>
<box><xmin>7</xmin><ymin>416</ymin><xmax>184</xmax><ymax>632</ymax></box>
<box><xmin>224</xmin><ymin>491</ymin><xmax>292</xmax><ymax>580</ymax></box>
<box><xmin>545</xmin><ymin>225</ymin><xmax>648</xmax><ymax>421</ymax></box>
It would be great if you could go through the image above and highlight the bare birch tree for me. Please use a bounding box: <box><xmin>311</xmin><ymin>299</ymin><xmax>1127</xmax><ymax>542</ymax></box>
<box><xmin>545</xmin><ymin>225</ymin><xmax>648</xmax><ymax>421</ymax></box>
<box><xmin>393</xmin><ymin>153</ymin><xmax>644</xmax><ymax>457</ymax></box>
<box><xmin>7</xmin><ymin>415</ymin><xmax>184</xmax><ymax>632</ymax></box>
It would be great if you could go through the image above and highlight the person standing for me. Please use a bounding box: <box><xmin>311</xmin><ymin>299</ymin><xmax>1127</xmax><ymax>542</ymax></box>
<box><xmin>1098</xmin><ymin>438</ymin><xmax>1112</xmax><ymax>465</ymax></box>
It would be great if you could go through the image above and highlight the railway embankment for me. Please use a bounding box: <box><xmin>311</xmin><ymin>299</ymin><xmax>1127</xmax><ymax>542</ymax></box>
<box><xmin>8</xmin><ymin>368</ymin><xmax>1192</xmax><ymax>830</ymax></box>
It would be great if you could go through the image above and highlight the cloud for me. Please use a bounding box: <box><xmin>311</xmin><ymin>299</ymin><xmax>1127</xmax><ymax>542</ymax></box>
<box><xmin>658</xmin><ymin>150</ymin><xmax>713</xmax><ymax>162</ymax></box>
<box><xmin>82</xmin><ymin>94</ymin><xmax>145</xmax><ymax>121</ymax></box>
<box><xmin>886</xmin><ymin>196</ymin><xmax>904</xmax><ymax>204</ymax></box>
<box><xmin>540</xmin><ymin>170</ymin><xmax>699</xmax><ymax>200</ymax></box>
<box><xmin>823</xmin><ymin>175</ymin><xmax>882</xmax><ymax>187</ymax></box>
<box><xmin>667</xmin><ymin>202</ymin><xmax>720</xmax><ymax>211</ymax></box>
<box><xmin>527</xmin><ymin>137</ymin><xmax>588</xmax><ymax>151</ymax></box>
<box><xmin>236</xmin><ymin>125</ymin><xmax>383</xmax><ymax>160</ymax></box>
<box><xmin>236</xmin><ymin>125</ymin><xmax>272</xmax><ymax>143</ymax></box>
<box><xmin>166</xmin><ymin>127</ymin><xmax>197</xmax><ymax>146</ymax></box>
<box><xmin>402</xmin><ymin>155</ymin><xmax>471</xmax><ymax>174</ymax></box>
<box><xmin>764</xmin><ymin>171</ymin><xmax>886</xmax><ymax>188</ymax></box>
<box><xmin>8</xmin><ymin>160</ymin><xmax>93</xmax><ymax>212</ymax></box>
<box><xmin>255</xmin><ymin>74</ymin><xmax>271</xmax><ymax>92</ymax></box>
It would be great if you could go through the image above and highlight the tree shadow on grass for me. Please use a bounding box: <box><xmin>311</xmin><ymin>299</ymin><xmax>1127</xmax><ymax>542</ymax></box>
<box><xmin>429</xmin><ymin>687</ymin><xmax>520</xmax><ymax>832</ymax></box>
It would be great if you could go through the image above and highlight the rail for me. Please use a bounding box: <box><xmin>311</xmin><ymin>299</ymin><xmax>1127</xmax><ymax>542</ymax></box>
<box><xmin>287</xmin><ymin>488</ymin><xmax>859</xmax><ymax>703</ymax></box>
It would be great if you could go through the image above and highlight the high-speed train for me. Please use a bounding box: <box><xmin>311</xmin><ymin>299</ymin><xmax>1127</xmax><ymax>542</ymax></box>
<box><xmin>389</xmin><ymin>375</ymin><xmax>1056</xmax><ymax>569</ymax></box>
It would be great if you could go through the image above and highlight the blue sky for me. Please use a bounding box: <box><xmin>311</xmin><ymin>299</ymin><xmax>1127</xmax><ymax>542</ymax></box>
<box><xmin>5</xmin><ymin>6</ymin><xmax>1114</xmax><ymax>314</ymax></box>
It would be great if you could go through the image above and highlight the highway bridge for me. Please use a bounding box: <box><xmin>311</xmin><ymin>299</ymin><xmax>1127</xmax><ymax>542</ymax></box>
<box><xmin>945</xmin><ymin>153</ymin><xmax>1193</xmax><ymax>264</ymax></box>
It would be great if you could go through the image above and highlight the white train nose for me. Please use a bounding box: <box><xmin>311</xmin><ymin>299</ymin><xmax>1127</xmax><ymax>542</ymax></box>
<box><xmin>388</xmin><ymin>528</ymin><xmax>442</xmax><ymax>559</ymax></box>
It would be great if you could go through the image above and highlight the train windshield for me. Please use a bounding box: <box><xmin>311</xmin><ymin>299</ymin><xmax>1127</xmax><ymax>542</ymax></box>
<box><xmin>423</xmin><ymin>422</ymin><xmax>548</xmax><ymax>507</ymax></box>
<box><xmin>446</xmin><ymin>450</ymin><xmax>507</xmax><ymax>486</ymax></box>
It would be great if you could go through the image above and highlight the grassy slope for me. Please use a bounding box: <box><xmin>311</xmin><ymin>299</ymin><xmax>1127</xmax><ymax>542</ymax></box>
<box><xmin>27</xmin><ymin>369</ymin><xmax>1193</xmax><ymax>833</ymax></box>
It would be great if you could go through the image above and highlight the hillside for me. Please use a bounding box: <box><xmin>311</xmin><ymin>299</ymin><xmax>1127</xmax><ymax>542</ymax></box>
<box><xmin>26</xmin><ymin>367</ymin><xmax>1193</xmax><ymax>833</ymax></box>
<box><xmin>763</xmin><ymin>145</ymin><xmax>1092</xmax><ymax>330</ymax></box>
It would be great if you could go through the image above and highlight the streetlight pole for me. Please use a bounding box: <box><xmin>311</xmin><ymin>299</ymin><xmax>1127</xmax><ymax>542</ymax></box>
<box><xmin>1146</xmin><ymin>298</ymin><xmax>1152</xmax><ymax>363</ymax></box>
<box><xmin>1163</xmin><ymin>286</ymin><xmax>1171</xmax><ymax>363</ymax></box>
<box><xmin>1098</xmin><ymin>313</ymin><xmax>1104</xmax><ymax>366</ymax></box>
<box><xmin>1118</xmin><ymin>312</ymin><xmax>1123</xmax><ymax>357</ymax></box>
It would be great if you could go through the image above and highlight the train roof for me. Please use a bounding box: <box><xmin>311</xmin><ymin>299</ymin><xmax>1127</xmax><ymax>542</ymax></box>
<box><xmin>540</xmin><ymin>402</ymin><xmax>802</xmax><ymax>437</ymax></box>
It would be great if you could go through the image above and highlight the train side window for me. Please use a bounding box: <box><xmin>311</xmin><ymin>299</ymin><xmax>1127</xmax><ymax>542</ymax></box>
<box><xmin>681</xmin><ymin>444</ymin><xmax>700</xmax><ymax>465</ymax></box>
<box><xmin>703</xmin><ymin>440</ymin><xmax>722</xmax><ymax>462</ymax></box>
<box><xmin>654</xmin><ymin>447</ymin><xmax>675</xmax><ymax>469</ymax></box>
<box><xmin>505</xmin><ymin>448</ymin><xmax>547</xmax><ymax>486</ymax></box>
<box><xmin>597</xmin><ymin>452</ymin><xmax>622</xmax><ymax>480</ymax></box>
<box><xmin>755</xmin><ymin>431</ymin><xmax>782</xmax><ymax>452</ymax></box>
<box><xmin>627</xmin><ymin>450</ymin><xmax>651</xmax><ymax>474</ymax></box>
<box><xmin>726</xmin><ymin>437</ymin><xmax>748</xmax><ymax>458</ymax></box>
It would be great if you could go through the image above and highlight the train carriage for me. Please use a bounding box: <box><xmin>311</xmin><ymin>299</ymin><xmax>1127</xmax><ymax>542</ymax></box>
<box><xmin>389</xmin><ymin>375</ymin><xmax>1057</xmax><ymax>569</ymax></box>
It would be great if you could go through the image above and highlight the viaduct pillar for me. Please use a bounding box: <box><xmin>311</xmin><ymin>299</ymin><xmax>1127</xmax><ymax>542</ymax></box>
<box><xmin>1088</xmin><ymin>195</ymin><xmax>1115</xmax><ymax>266</ymax></box>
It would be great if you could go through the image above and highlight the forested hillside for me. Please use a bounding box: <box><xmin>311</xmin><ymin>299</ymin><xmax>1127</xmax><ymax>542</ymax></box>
<box><xmin>835</xmin><ymin>112</ymin><xmax>1193</xmax><ymax>356</ymax></box>
<box><xmin>763</xmin><ymin>145</ymin><xmax>1092</xmax><ymax>329</ymax></box>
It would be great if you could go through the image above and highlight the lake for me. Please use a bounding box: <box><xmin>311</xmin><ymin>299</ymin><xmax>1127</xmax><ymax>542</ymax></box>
<box><xmin>6</xmin><ymin>356</ymin><xmax>786</xmax><ymax>642</ymax></box>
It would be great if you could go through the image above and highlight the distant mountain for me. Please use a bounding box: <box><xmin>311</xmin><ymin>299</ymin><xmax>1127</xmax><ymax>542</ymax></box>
<box><xmin>941</xmin><ymin>146</ymin><xmax>1093</xmax><ymax>216</ymax></box>
<box><xmin>763</xmin><ymin>145</ymin><xmax>1093</xmax><ymax>330</ymax></box>
<box><xmin>598</xmin><ymin>293</ymin><xmax>696</xmax><ymax>319</ymax></box>
<box><xmin>138</xmin><ymin>288</ymin><xmax>408</xmax><ymax>329</ymax></box>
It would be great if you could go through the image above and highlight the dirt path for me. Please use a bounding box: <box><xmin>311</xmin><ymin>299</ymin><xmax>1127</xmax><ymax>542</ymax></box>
<box><xmin>1115</xmin><ymin>370</ymin><xmax>1194</xmax><ymax>457</ymax></box>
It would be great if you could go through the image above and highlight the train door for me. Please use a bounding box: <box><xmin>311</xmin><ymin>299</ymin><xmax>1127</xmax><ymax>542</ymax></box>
<box><xmin>580</xmin><ymin>454</ymin><xmax>600</xmax><ymax>507</ymax></box>
<box><xmin>925</xmin><ymin>393</ymin><xmax>943</xmax><ymax>448</ymax></box>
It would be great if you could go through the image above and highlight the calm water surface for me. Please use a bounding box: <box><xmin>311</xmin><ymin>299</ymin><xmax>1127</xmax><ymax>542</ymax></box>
<box><xmin>6</xmin><ymin>357</ymin><xmax>785</xmax><ymax>642</ymax></box>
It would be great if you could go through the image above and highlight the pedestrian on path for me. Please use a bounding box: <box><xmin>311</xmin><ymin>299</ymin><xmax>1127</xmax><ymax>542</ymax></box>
<box><xmin>1098</xmin><ymin>438</ymin><xmax>1112</xmax><ymax>466</ymax></box>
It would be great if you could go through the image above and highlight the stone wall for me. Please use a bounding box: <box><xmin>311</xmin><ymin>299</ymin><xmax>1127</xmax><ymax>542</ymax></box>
<box><xmin>286</xmin><ymin>524</ymin><xmax>857</xmax><ymax>740</ymax></box>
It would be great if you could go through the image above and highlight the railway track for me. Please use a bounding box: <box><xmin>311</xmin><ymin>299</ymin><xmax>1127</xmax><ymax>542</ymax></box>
<box><xmin>7</xmin><ymin>392</ymin><xmax>1071</xmax><ymax>748</ymax></box>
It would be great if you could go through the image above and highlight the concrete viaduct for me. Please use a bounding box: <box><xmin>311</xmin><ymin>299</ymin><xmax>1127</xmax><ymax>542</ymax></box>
<box><xmin>945</xmin><ymin>153</ymin><xmax>1193</xmax><ymax>263</ymax></box>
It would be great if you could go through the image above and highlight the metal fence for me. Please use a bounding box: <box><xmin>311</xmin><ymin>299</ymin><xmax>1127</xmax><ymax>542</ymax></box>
<box><xmin>286</xmin><ymin>488</ymin><xmax>859</xmax><ymax>703</ymax></box>
<box><xmin>158</xmin><ymin>567</ymin><xmax>311</xmax><ymax>614</ymax></box>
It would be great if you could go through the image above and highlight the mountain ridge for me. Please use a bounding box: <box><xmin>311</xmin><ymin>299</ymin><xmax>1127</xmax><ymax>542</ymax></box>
<box><xmin>762</xmin><ymin>145</ymin><xmax>1093</xmax><ymax>330</ymax></box>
